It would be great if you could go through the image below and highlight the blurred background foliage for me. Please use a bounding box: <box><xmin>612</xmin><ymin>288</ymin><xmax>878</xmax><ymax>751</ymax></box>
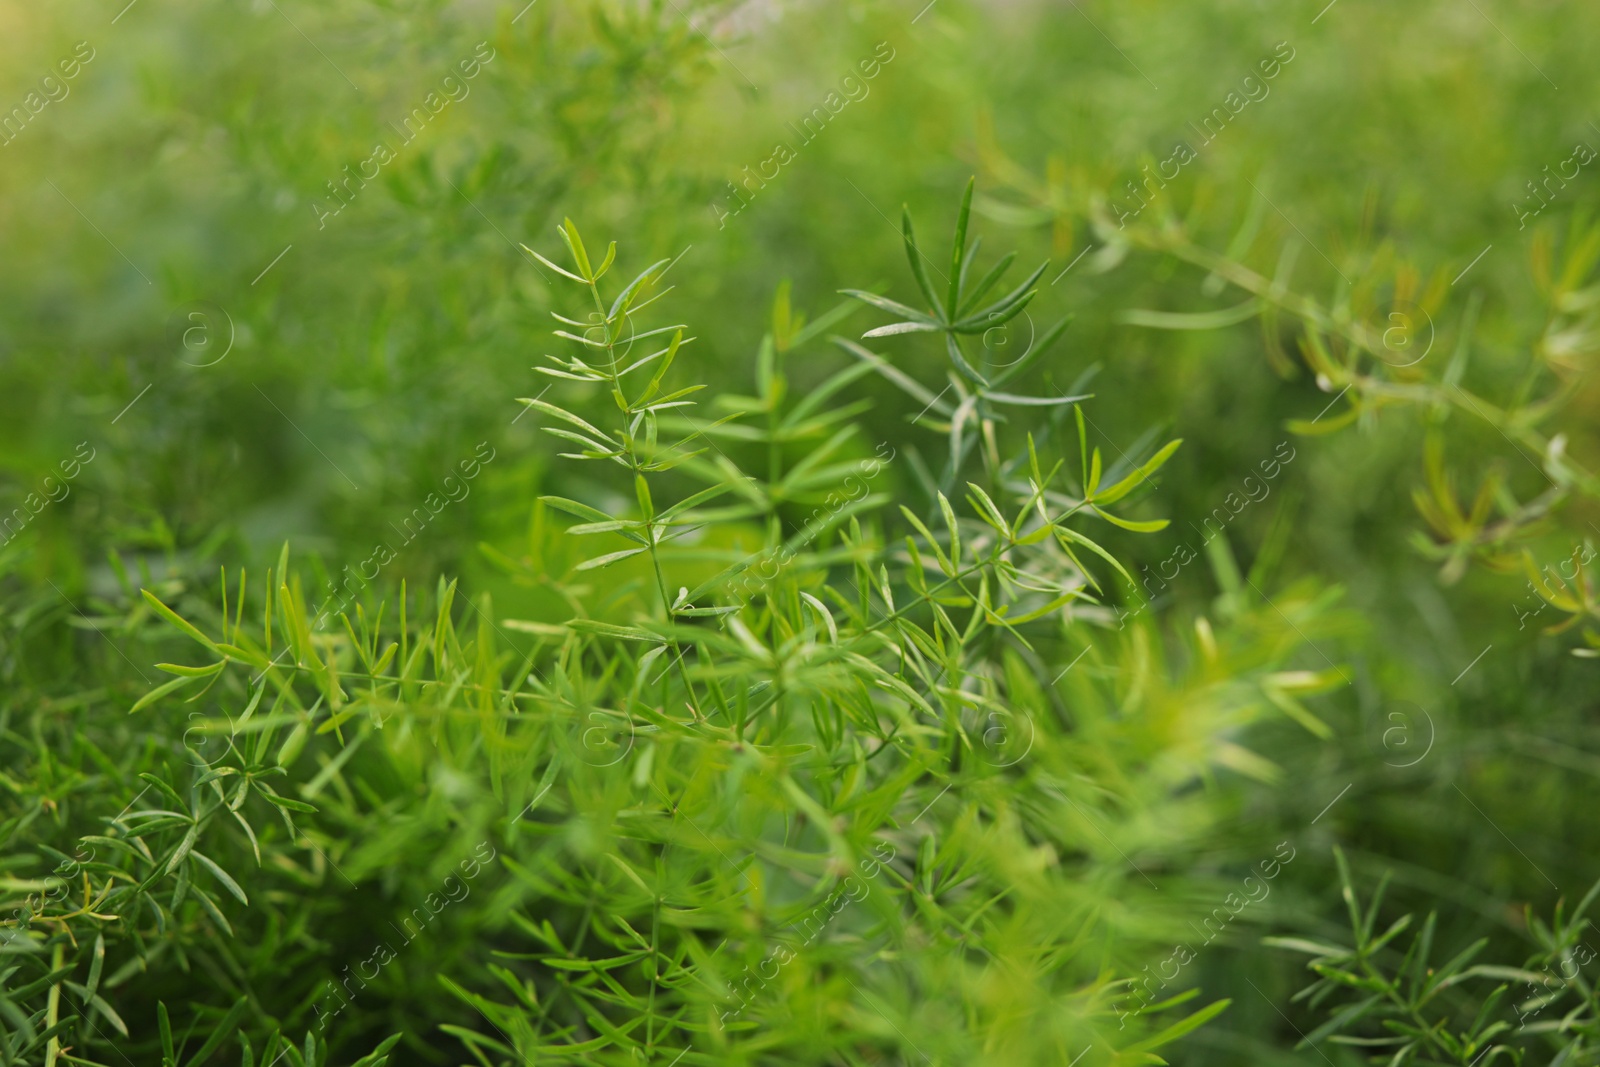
<box><xmin>3</xmin><ymin>0</ymin><xmax>1599</xmax><ymax>1063</ymax></box>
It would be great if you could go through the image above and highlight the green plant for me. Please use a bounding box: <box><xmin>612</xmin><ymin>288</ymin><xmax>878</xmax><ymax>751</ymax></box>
<box><xmin>1269</xmin><ymin>848</ymin><xmax>1600</xmax><ymax>1065</ymax></box>
<box><xmin>976</xmin><ymin>147</ymin><xmax>1600</xmax><ymax>652</ymax></box>
<box><xmin>432</xmin><ymin>200</ymin><xmax>1338</xmax><ymax>1065</ymax></box>
<box><xmin>0</xmin><ymin>191</ymin><xmax>1352</xmax><ymax>1066</ymax></box>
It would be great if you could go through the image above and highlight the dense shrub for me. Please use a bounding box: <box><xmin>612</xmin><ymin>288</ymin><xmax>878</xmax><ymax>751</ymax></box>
<box><xmin>4</xmin><ymin>0</ymin><xmax>1600</xmax><ymax>1064</ymax></box>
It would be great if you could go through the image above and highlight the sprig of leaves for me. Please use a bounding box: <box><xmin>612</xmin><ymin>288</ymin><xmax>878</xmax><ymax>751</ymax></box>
<box><xmin>1269</xmin><ymin>848</ymin><xmax>1600</xmax><ymax>1064</ymax></box>
<box><xmin>841</xmin><ymin>178</ymin><xmax>1086</xmax><ymax>487</ymax></box>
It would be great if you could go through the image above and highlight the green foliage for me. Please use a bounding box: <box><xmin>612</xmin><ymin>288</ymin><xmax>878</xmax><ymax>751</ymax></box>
<box><xmin>1</xmin><ymin>195</ymin><xmax>1342</xmax><ymax>1065</ymax></box>
<box><xmin>1270</xmin><ymin>850</ymin><xmax>1600</xmax><ymax>1065</ymax></box>
<box><xmin>5</xmin><ymin>0</ymin><xmax>1600</xmax><ymax>1063</ymax></box>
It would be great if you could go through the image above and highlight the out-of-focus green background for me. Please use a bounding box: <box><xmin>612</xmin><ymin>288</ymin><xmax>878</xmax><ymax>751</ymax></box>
<box><xmin>4</xmin><ymin>0</ymin><xmax>1598</xmax><ymax>1061</ymax></box>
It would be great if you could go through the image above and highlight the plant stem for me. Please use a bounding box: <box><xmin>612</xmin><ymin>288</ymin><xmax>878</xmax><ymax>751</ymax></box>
<box><xmin>46</xmin><ymin>942</ymin><xmax>63</xmax><ymax>1067</ymax></box>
